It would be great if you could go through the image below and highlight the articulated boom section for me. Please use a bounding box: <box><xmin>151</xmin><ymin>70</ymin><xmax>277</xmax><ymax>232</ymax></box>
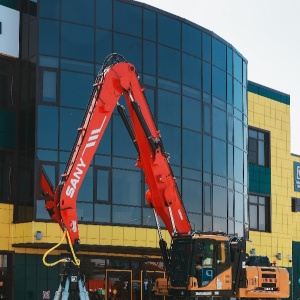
<box><xmin>44</xmin><ymin>54</ymin><xmax>191</xmax><ymax>250</ymax></box>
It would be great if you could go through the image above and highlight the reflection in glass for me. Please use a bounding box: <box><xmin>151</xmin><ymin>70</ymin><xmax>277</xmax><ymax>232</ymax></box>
<box><xmin>182</xmin><ymin>179</ymin><xmax>202</xmax><ymax>214</ymax></box>
<box><xmin>114</xmin><ymin>1</ymin><xmax>142</xmax><ymax>37</ymax></box>
<box><xmin>112</xmin><ymin>169</ymin><xmax>141</xmax><ymax>206</ymax></box>
<box><xmin>77</xmin><ymin>202</ymin><xmax>93</xmax><ymax>222</ymax></box>
<box><xmin>212</xmin><ymin>38</ymin><xmax>226</xmax><ymax>70</ymax></box>
<box><xmin>158</xmin><ymin>89</ymin><xmax>181</xmax><ymax>126</ymax></box>
<box><xmin>183</xmin><ymin>96</ymin><xmax>201</xmax><ymax>131</ymax></box>
<box><xmin>94</xmin><ymin>204</ymin><xmax>111</xmax><ymax>223</ymax></box>
<box><xmin>158</xmin><ymin>14</ymin><xmax>180</xmax><ymax>49</ymax></box>
<box><xmin>42</xmin><ymin>70</ymin><xmax>57</xmax><ymax>102</ymax></box>
<box><xmin>158</xmin><ymin>45</ymin><xmax>180</xmax><ymax>82</ymax></box>
<box><xmin>143</xmin><ymin>9</ymin><xmax>156</xmax><ymax>41</ymax></box>
<box><xmin>182</xmin><ymin>23</ymin><xmax>201</xmax><ymax>57</ymax></box>
<box><xmin>39</xmin><ymin>19</ymin><xmax>59</xmax><ymax>56</ymax></box>
<box><xmin>112</xmin><ymin>205</ymin><xmax>141</xmax><ymax>225</ymax></box>
<box><xmin>96</xmin><ymin>169</ymin><xmax>110</xmax><ymax>201</ymax></box>
<box><xmin>182</xmin><ymin>129</ymin><xmax>202</xmax><ymax>170</ymax></box>
<box><xmin>61</xmin><ymin>22</ymin><xmax>94</xmax><ymax>62</ymax></box>
<box><xmin>213</xmin><ymin>138</ymin><xmax>226</xmax><ymax>177</ymax></box>
<box><xmin>212</xmin><ymin>107</ymin><xmax>226</xmax><ymax>140</ymax></box>
<box><xmin>38</xmin><ymin>105</ymin><xmax>58</xmax><ymax>149</ymax></box>
<box><xmin>62</xmin><ymin>0</ymin><xmax>94</xmax><ymax>26</ymax></box>
<box><xmin>182</xmin><ymin>54</ymin><xmax>201</xmax><ymax>90</ymax></box>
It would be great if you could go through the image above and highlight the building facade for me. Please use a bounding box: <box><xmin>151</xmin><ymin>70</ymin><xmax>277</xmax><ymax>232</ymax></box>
<box><xmin>0</xmin><ymin>0</ymin><xmax>298</xmax><ymax>299</ymax></box>
<box><xmin>247</xmin><ymin>81</ymin><xmax>300</xmax><ymax>299</ymax></box>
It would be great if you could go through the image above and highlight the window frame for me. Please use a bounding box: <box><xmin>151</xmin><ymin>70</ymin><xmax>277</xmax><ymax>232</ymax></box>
<box><xmin>248</xmin><ymin>194</ymin><xmax>270</xmax><ymax>232</ymax></box>
<box><xmin>248</xmin><ymin>126</ymin><xmax>270</xmax><ymax>167</ymax></box>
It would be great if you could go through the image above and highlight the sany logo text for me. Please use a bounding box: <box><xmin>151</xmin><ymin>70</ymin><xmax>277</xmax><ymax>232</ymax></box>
<box><xmin>65</xmin><ymin>121</ymin><xmax>106</xmax><ymax>198</ymax></box>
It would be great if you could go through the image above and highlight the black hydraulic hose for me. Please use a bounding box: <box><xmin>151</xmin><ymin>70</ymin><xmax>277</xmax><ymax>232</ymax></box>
<box><xmin>130</xmin><ymin>100</ymin><xmax>157</xmax><ymax>153</ymax></box>
<box><xmin>116</xmin><ymin>103</ymin><xmax>139</xmax><ymax>153</ymax></box>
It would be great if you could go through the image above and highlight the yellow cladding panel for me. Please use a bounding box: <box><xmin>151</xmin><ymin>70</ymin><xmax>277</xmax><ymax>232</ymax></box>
<box><xmin>0</xmin><ymin>204</ymin><xmax>13</xmax><ymax>224</ymax></box>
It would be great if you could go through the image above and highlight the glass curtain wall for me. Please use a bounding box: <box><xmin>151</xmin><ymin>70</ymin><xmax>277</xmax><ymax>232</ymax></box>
<box><xmin>36</xmin><ymin>0</ymin><xmax>248</xmax><ymax>236</ymax></box>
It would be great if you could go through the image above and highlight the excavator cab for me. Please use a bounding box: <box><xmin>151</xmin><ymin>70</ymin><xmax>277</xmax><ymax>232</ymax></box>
<box><xmin>168</xmin><ymin>234</ymin><xmax>231</xmax><ymax>289</ymax></box>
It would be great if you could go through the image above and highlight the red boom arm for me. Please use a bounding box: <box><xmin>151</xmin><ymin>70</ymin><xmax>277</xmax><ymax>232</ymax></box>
<box><xmin>43</xmin><ymin>54</ymin><xmax>192</xmax><ymax>250</ymax></box>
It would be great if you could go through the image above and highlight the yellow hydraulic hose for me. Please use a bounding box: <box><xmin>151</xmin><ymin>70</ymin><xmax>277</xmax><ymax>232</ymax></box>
<box><xmin>42</xmin><ymin>230</ymin><xmax>80</xmax><ymax>267</ymax></box>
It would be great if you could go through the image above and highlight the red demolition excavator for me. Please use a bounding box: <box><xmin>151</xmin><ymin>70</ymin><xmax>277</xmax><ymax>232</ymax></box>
<box><xmin>41</xmin><ymin>53</ymin><xmax>290</xmax><ymax>299</ymax></box>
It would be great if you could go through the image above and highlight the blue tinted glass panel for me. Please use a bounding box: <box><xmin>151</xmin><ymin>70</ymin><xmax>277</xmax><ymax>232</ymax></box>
<box><xmin>213</xmin><ymin>138</ymin><xmax>226</xmax><ymax>177</ymax></box>
<box><xmin>40</xmin><ymin>0</ymin><xmax>59</xmax><ymax>19</ymax></box>
<box><xmin>235</xmin><ymin>192</ymin><xmax>243</xmax><ymax>222</ymax></box>
<box><xmin>112</xmin><ymin>205</ymin><xmax>141</xmax><ymax>225</ymax></box>
<box><xmin>227</xmin><ymin>75</ymin><xmax>233</xmax><ymax>104</ymax></box>
<box><xmin>182</xmin><ymin>129</ymin><xmax>202</xmax><ymax>170</ymax></box>
<box><xmin>158</xmin><ymin>89</ymin><xmax>181</xmax><ymax>126</ymax></box>
<box><xmin>234</xmin><ymin>117</ymin><xmax>243</xmax><ymax>149</ymax></box>
<box><xmin>113</xmin><ymin>33</ymin><xmax>142</xmax><ymax>72</ymax></box>
<box><xmin>143</xmin><ymin>9</ymin><xmax>156</xmax><ymax>41</ymax></box>
<box><xmin>96</xmin><ymin>169</ymin><xmax>109</xmax><ymax>201</ymax></box>
<box><xmin>114</xmin><ymin>1</ymin><xmax>142</xmax><ymax>37</ymax></box>
<box><xmin>228</xmin><ymin>144</ymin><xmax>233</xmax><ymax>179</ymax></box>
<box><xmin>143</xmin><ymin>207</ymin><xmax>156</xmax><ymax>227</ymax></box>
<box><xmin>182</xmin><ymin>54</ymin><xmax>201</xmax><ymax>90</ymax></box>
<box><xmin>203</xmin><ymin>183</ymin><xmax>211</xmax><ymax>213</ymax></box>
<box><xmin>202</xmin><ymin>33</ymin><xmax>211</xmax><ymax>62</ymax></box>
<box><xmin>61</xmin><ymin>23</ymin><xmax>94</xmax><ymax>62</ymax></box>
<box><xmin>62</xmin><ymin>0</ymin><xmax>94</xmax><ymax>26</ymax></box>
<box><xmin>234</xmin><ymin>79</ymin><xmax>242</xmax><ymax>111</ymax></box>
<box><xmin>159</xmin><ymin>123</ymin><xmax>181</xmax><ymax>166</ymax></box>
<box><xmin>203</xmin><ymin>104</ymin><xmax>211</xmax><ymax>133</ymax></box>
<box><xmin>113</xmin><ymin>115</ymin><xmax>136</xmax><ymax>158</ymax></box>
<box><xmin>60</xmin><ymin>59</ymin><xmax>94</xmax><ymax>74</ymax></box>
<box><xmin>212</xmin><ymin>38</ymin><xmax>226</xmax><ymax>70</ymax></box>
<box><xmin>39</xmin><ymin>56</ymin><xmax>59</xmax><ymax>68</ymax></box>
<box><xmin>203</xmin><ymin>62</ymin><xmax>211</xmax><ymax>94</ymax></box>
<box><xmin>42</xmin><ymin>164</ymin><xmax>56</xmax><ymax>189</ymax></box>
<box><xmin>227</xmin><ymin>47</ymin><xmax>233</xmax><ymax>75</ymax></box>
<box><xmin>38</xmin><ymin>105</ymin><xmax>58</xmax><ymax>149</ymax></box>
<box><xmin>94</xmin><ymin>203</ymin><xmax>111</xmax><ymax>223</ymax></box>
<box><xmin>234</xmin><ymin>147</ymin><xmax>243</xmax><ymax>183</ymax></box>
<box><xmin>182</xmin><ymin>179</ymin><xmax>202</xmax><ymax>213</ymax></box>
<box><xmin>96</xmin><ymin>0</ymin><xmax>112</xmax><ymax>29</ymax></box>
<box><xmin>96</xmin><ymin>29</ymin><xmax>112</xmax><ymax>64</ymax></box>
<box><xmin>228</xmin><ymin>114</ymin><xmax>233</xmax><ymax>143</ymax></box>
<box><xmin>60</xmin><ymin>71</ymin><xmax>94</xmax><ymax>109</ymax></box>
<box><xmin>212</xmin><ymin>107</ymin><xmax>226</xmax><ymax>140</ymax></box>
<box><xmin>213</xmin><ymin>186</ymin><xmax>227</xmax><ymax>217</ymax></box>
<box><xmin>39</xmin><ymin>19</ymin><xmax>59</xmax><ymax>56</ymax></box>
<box><xmin>37</xmin><ymin>149</ymin><xmax>58</xmax><ymax>162</ymax></box>
<box><xmin>78</xmin><ymin>167</ymin><xmax>93</xmax><ymax>202</ymax></box>
<box><xmin>60</xmin><ymin>108</ymin><xmax>84</xmax><ymax>150</ymax></box>
<box><xmin>212</xmin><ymin>66</ymin><xmax>226</xmax><ymax>100</ymax></box>
<box><xmin>233</xmin><ymin>52</ymin><xmax>242</xmax><ymax>82</ymax></box>
<box><xmin>182</xmin><ymin>23</ymin><xmax>201</xmax><ymax>57</ymax></box>
<box><xmin>158</xmin><ymin>14</ymin><xmax>180</xmax><ymax>49</ymax></box>
<box><xmin>112</xmin><ymin>169</ymin><xmax>141</xmax><ymax>205</ymax></box>
<box><xmin>77</xmin><ymin>202</ymin><xmax>93</xmax><ymax>222</ymax></box>
<box><xmin>203</xmin><ymin>135</ymin><xmax>211</xmax><ymax>173</ymax></box>
<box><xmin>43</xmin><ymin>70</ymin><xmax>57</xmax><ymax>102</ymax></box>
<box><xmin>36</xmin><ymin>200</ymin><xmax>51</xmax><ymax>219</ymax></box>
<box><xmin>182</xmin><ymin>96</ymin><xmax>201</xmax><ymax>131</ymax></box>
<box><xmin>143</xmin><ymin>41</ymin><xmax>156</xmax><ymax>75</ymax></box>
<box><xmin>158</xmin><ymin>45</ymin><xmax>180</xmax><ymax>82</ymax></box>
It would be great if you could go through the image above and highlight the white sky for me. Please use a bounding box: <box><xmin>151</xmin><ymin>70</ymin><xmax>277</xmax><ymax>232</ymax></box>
<box><xmin>136</xmin><ymin>0</ymin><xmax>300</xmax><ymax>155</ymax></box>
